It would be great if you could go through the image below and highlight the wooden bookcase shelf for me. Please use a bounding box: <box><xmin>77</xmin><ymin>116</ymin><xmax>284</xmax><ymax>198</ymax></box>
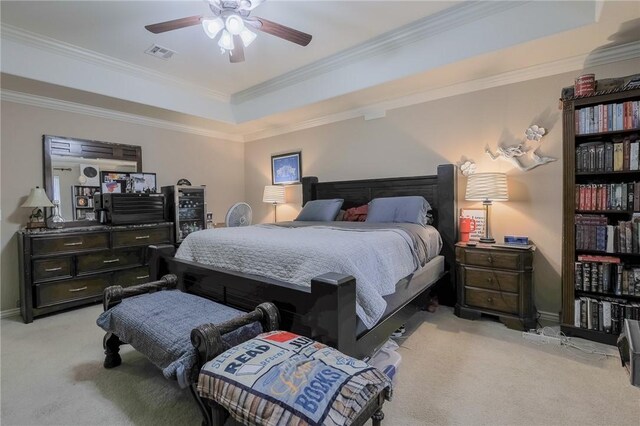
<box><xmin>561</xmin><ymin>86</ymin><xmax>640</xmax><ymax>345</ymax></box>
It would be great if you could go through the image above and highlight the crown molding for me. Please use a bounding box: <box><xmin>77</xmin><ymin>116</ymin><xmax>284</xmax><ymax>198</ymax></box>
<box><xmin>1</xmin><ymin>90</ymin><xmax>243</xmax><ymax>142</ymax></box>
<box><xmin>0</xmin><ymin>24</ymin><xmax>230</xmax><ymax>103</ymax></box>
<box><xmin>242</xmin><ymin>41</ymin><xmax>640</xmax><ymax>142</ymax></box>
<box><xmin>231</xmin><ymin>1</ymin><xmax>521</xmax><ymax>104</ymax></box>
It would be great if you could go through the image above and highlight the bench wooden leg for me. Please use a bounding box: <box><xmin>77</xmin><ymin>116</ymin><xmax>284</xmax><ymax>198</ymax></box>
<box><xmin>103</xmin><ymin>333</ymin><xmax>122</xmax><ymax>369</ymax></box>
<box><xmin>189</xmin><ymin>384</ymin><xmax>213</xmax><ymax>426</ymax></box>
<box><xmin>372</xmin><ymin>408</ymin><xmax>384</xmax><ymax>426</ymax></box>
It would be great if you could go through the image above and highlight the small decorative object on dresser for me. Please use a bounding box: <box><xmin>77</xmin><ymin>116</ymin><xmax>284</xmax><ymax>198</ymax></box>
<box><xmin>271</xmin><ymin>151</ymin><xmax>301</xmax><ymax>185</ymax></box>
<box><xmin>455</xmin><ymin>242</ymin><xmax>536</xmax><ymax>330</ymax></box>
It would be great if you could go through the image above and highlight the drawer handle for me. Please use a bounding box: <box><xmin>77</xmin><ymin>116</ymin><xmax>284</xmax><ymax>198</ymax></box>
<box><xmin>45</xmin><ymin>267</ymin><xmax>63</xmax><ymax>272</ymax></box>
<box><xmin>486</xmin><ymin>277</ymin><xmax>493</xmax><ymax>283</ymax></box>
<box><xmin>487</xmin><ymin>256</ymin><xmax>493</xmax><ymax>263</ymax></box>
<box><xmin>103</xmin><ymin>258</ymin><xmax>120</xmax><ymax>264</ymax></box>
<box><xmin>486</xmin><ymin>297</ymin><xmax>493</xmax><ymax>303</ymax></box>
<box><xmin>68</xmin><ymin>286</ymin><xmax>88</xmax><ymax>293</ymax></box>
<box><xmin>135</xmin><ymin>235</ymin><xmax>150</xmax><ymax>240</ymax></box>
<box><xmin>64</xmin><ymin>241</ymin><xmax>84</xmax><ymax>246</ymax></box>
<box><xmin>136</xmin><ymin>275</ymin><xmax>150</xmax><ymax>280</ymax></box>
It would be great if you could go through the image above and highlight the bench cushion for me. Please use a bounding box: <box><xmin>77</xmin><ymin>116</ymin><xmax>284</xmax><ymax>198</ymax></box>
<box><xmin>198</xmin><ymin>331</ymin><xmax>391</xmax><ymax>426</ymax></box>
<box><xmin>96</xmin><ymin>290</ymin><xmax>262</xmax><ymax>388</ymax></box>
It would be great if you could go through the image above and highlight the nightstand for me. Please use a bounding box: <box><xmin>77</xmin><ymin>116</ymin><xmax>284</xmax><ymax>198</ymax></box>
<box><xmin>454</xmin><ymin>242</ymin><xmax>536</xmax><ymax>331</ymax></box>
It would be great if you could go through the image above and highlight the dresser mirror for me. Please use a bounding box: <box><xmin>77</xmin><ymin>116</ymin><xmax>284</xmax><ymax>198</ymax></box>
<box><xmin>43</xmin><ymin>135</ymin><xmax>142</xmax><ymax>225</ymax></box>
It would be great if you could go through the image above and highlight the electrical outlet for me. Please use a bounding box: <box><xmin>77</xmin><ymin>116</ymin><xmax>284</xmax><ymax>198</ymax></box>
<box><xmin>522</xmin><ymin>331</ymin><xmax>562</xmax><ymax>345</ymax></box>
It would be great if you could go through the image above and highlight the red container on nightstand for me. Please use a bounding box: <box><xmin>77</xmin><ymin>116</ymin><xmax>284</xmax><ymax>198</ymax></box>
<box><xmin>459</xmin><ymin>217</ymin><xmax>476</xmax><ymax>242</ymax></box>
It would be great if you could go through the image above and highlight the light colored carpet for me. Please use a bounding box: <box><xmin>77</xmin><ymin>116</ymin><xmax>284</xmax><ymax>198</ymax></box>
<box><xmin>1</xmin><ymin>305</ymin><xmax>638</xmax><ymax>425</ymax></box>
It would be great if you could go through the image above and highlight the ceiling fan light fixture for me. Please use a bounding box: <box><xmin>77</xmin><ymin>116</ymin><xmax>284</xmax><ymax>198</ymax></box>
<box><xmin>239</xmin><ymin>28</ymin><xmax>257</xmax><ymax>47</ymax></box>
<box><xmin>202</xmin><ymin>17</ymin><xmax>224</xmax><ymax>39</ymax></box>
<box><xmin>225</xmin><ymin>14</ymin><xmax>245</xmax><ymax>35</ymax></box>
<box><xmin>218</xmin><ymin>29</ymin><xmax>234</xmax><ymax>51</ymax></box>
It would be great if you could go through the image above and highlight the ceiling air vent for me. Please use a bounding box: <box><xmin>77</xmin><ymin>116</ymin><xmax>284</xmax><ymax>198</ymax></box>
<box><xmin>144</xmin><ymin>44</ymin><xmax>176</xmax><ymax>60</ymax></box>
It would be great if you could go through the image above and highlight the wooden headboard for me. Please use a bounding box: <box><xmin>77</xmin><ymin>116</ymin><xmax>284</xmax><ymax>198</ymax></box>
<box><xmin>301</xmin><ymin>164</ymin><xmax>458</xmax><ymax>305</ymax></box>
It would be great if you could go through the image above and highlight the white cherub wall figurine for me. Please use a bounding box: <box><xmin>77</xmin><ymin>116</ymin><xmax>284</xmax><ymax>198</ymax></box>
<box><xmin>485</xmin><ymin>125</ymin><xmax>557</xmax><ymax>171</ymax></box>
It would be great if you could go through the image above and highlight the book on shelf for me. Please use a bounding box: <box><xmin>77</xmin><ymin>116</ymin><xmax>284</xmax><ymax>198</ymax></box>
<box><xmin>575</xmin><ymin>214</ymin><xmax>640</xmax><ymax>253</ymax></box>
<box><xmin>574</xmin><ymin>296</ymin><xmax>639</xmax><ymax>335</ymax></box>
<box><xmin>576</xmin><ymin>139</ymin><xmax>639</xmax><ymax>173</ymax></box>
<box><xmin>575</xmin><ymin>100</ymin><xmax>640</xmax><ymax>135</ymax></box>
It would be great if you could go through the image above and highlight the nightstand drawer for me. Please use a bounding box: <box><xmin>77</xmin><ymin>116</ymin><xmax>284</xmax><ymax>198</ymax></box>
<box><xmin>33</xmin><ymin>257</ymin><xmax>73</xmax><ymax>282</ymax></box>
<box><xmin>112</xmin><ymin>227</ymin><xmax>171</xmax><ymax>248</ymax></box>
<box><xmin>113</xmin><ymin>266</ymin><xmax>151</xmax><ymax>287</ymax></box>
<box><xmin>463</xmin><ymin>267</ymin><xmax>519</xmax><ymax>293</ymax></box>
<box><xmin>77</xmin><ymin>248</ymin><xmax>144</xmax><ymax>274</ymax></box>
<box><xmin>35</xmin><ymin>276</ymin><xmax>110</xmax><ymax>307</ymax></box>
<box><xmin>462</xmin><ymin>250</ymin><xmax>522</xmax><ymax>270</ymax></box>
<box><xmin>32</xmin><ymin>232</ymin><xmax>109</xmax><ymax>256</ymax></box>
<box><xmin>465</xmin><ymin>287</ymin><xmax>519</xmax><ymax>315</ymax></box>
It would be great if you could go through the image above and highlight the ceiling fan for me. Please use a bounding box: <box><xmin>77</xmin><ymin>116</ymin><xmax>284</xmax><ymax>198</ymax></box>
<box><xmin>145</xmin><ymin>0</ymin><xmax>312</xmax><ymax>63</ymax></box>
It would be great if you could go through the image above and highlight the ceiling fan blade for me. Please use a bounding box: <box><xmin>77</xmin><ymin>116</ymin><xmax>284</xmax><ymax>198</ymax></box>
<box><xmin>145</xmin><ymin>16</ymin><xmax>202</xmax><ymax>34</ymax></box>
<box><xmin>229</xmin><ymin>35</ymin><xmax>245</xmax><ymax>63</ymax></box>
<box><xmin>248</xmin><ymin>17</ymin><xmax>312</xmax><ymax>46</ymax></box>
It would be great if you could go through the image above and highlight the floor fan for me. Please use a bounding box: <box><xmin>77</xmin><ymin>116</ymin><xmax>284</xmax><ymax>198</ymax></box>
<box><xmin>225</xmin><ymin>202</ymin><xmax>252</xmax><ymax>227</ymax></box>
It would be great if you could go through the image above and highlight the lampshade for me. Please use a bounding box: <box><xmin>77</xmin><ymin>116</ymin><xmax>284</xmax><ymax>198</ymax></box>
<box><xmin>465</xmin><ymin>173</ymin><xmax>508</xmax><ymax>201</ymax></box>
<box><xmin>263</xmin><ymin>185</ymin><xmax>286</xmax><ymax>204</ymax></box>
<box><xmin>21</xmin><ymin>187</ymin><xmax>54</xmax><ymax>208</ymax></box>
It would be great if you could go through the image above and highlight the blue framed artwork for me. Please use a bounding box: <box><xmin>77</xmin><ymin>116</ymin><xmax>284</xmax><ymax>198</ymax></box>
<box><xmin>271</xmin><ymin>152</ymin><xmax>302</xmax><ymax>185</ymax></box>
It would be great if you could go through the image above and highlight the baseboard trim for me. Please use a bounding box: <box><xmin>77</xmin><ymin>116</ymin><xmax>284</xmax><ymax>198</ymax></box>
<box><xmin>1</xmin><ymin>308</ymin><xmax>20</xmax><ymax>319</ymax></box>
<box><xmin>538</xmin><ymin>310</ymin><xmax>560</xmax><ymax>324</ymax></box>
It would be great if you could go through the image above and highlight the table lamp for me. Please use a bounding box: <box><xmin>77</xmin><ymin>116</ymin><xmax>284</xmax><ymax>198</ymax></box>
<box><xmin>465</xmin><ymin>173</ymin><xmax>508</xmax><ymax>243</ymax></box>
<box><xmin>263</xmin><ymin>185</ymin><xmax>286</xmax><ymax>222</ymax></box>
<box><xmin>21</xmin><ymin>186</ymin><xmax>54</xmax><ymax>229</ymax></box>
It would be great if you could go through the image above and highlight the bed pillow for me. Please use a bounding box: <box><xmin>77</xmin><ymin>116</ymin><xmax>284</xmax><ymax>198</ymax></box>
<box><xmin>365</xmin><ymin>196</ymin><xmax>432</xmax><ymax>226</ymax></box>
<box><xmin>294</xmin><ymin>199</ymin><xmax>344</xmax><ymax>222</ymax></box>
<box><xmin>343</xmin><ymin>204</ymin><xmax>368</xmax><ymax>222</ymax></box>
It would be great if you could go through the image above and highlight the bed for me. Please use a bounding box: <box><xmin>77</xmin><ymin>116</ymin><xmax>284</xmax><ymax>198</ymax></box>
<box><xmin>148</xmin><ymin>164</ymin><xmax>457</xmax><ymax>359</ymax></box>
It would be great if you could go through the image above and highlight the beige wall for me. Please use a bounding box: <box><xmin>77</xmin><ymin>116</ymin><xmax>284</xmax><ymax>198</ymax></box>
<box><xmin>244</xmin><ymin>58</ymin><xmax>640</xmax><ymax>317</ymax></box>
<box><xmin>0</xmin><ymin>101</ymin><xmax>245</xmax><ymax>312</ymax></box>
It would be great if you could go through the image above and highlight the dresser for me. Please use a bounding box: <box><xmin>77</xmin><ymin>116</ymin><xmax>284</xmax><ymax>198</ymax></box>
<box><xmin>18</xmin><ymin>222</ymin><xmax>173</xmax><ymax>323</ymax></box>
<box><xmin>454</xmin><ymin>243</ymin><xmax>536</xmax><ymax>330</ymax></box>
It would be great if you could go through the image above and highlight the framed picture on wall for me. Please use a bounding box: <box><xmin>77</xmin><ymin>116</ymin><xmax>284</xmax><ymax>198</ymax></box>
<box><xmin>271</xmin><ymin>152</ymin><xmax>302</xmax><ymax>185</ymax></box>
<box><xmin>130</xmin><ymin>173</ymin><xmax>157</xmax><ymax>193</ymax></box>
<box><xmin>460</xmin><ymin>208</ymin><xmax>486</xmax><ymax>241</ymax></box>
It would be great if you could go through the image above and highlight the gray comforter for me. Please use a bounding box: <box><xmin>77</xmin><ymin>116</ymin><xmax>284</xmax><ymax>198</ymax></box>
<box><xmin>176</xmin><ymin>221</ymin><xmax>441</xmax><ymax>329</ymax></box>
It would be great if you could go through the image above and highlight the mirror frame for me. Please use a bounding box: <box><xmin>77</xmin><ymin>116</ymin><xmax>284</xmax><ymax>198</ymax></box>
<box><xmin>43</xmin><ymin>135</ymin><xmax>142</xmax><ymax>226</ymax></box>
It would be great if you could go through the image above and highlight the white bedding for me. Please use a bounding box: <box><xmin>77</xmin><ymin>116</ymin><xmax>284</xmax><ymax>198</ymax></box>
<box><xmin>176</xmin><ymin>222</ymin><xmax>441</xmax><ymax>329</ymax></box>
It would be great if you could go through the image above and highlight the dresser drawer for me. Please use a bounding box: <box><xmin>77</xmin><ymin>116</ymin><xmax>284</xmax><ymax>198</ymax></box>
<box><xmin>33</xmin><ymin>257</ymin><xmax>73</xmax><ymax>282</ymax></box>
<box><xmin>77</xmin><ymin>248</ymin><xmax>144</xmax><ymax>274</ymax></box>
<box><xmin>113</xmin><ymin>266</ymin><xmax>151</xmax><ymax>287</ymax></box>
<box><xmin>462</xmin><ymin>249</ymin><xmax>522</xmax><ymax>270</ymax></box>
<box><xmin>32</xmin><ymin>232</ymin><xmax>109</xmax><ymax>256</ymax></box>
<box><xmin>112</xmin><ymin>227</ymin><xmax>171</xmax><ymax>248</ymax></box>
<box><xmin>464</xmin><ymin>287</ymin><xmax>519</xmax><ymax>315</ymax></box>
<box><xmin>464</xmin><ymin>267</ymin><xmax>520</xmax><ymax>293</ymax></box>
<box><xmin>35</xmin><ymin>276</ymin><xmax>110</xmax><ymax>308</ymax></box>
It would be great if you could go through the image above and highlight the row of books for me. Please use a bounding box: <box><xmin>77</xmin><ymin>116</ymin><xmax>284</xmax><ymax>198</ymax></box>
<box><xmin>574</xmin><ymin>255</ymin><xmax>640</xmax><ymax>295</ymax></box>
<box><xmin>575</xmin><ymin>182</ymin><xmax>639</xmax><ymax>211</ymax></box>
<box><xmin>574</xmin><ymin>297</ymin><xmax>640</xmax><ymax>335</ymax></box>
<box><xmin>575</xmin><ymin>138</ymin><xmax>640</xmax><ymax>173</ymax></box>
<box><xmin>575</xmin><ymin>214</ymin><xmax>640</xmax><ymax>253</ymax></box>
<box><xmin>575</xmin><ymin>101</ymin><xmax>640</xmax><ymax>135</ymax></box>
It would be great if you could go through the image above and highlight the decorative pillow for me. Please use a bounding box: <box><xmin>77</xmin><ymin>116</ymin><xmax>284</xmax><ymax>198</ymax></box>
<box><xmin>198</xmin><ymin>331</ymin><xmax>391</xmax><ymax>426</ymax></box>
<box><xmin>365</xmin><ymin>196</ymin><xmax>432</xmax><ymax>226</ymax></box>
<box><xmin>343</xmin><ymin>204</ymin><xmax>368</xmax><ymax>222</ymax></box>
<box><xmin>335</xmin><ymin>209</ymin><xmax>346</xmax><ymax>221</ymax></box>
<box><xmin>295</xmin><ymin>199</ymin><xmax>344</xmax><ymax>222</ymax></box>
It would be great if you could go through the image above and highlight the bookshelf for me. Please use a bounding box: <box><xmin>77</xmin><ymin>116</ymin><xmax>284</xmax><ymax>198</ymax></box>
<box><xmin>71</xmin><ymin>185</ymin><xmax>99</xmax><ymax>221</ymax></box>
<box><xmin>561</xmin><ymin>86</ymin><xmax>640</xmax><ymax>345</ymax></box>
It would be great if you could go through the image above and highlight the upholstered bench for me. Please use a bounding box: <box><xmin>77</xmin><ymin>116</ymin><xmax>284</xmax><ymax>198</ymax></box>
<box><xmin>96</xmin><ymin>274</ymin><xmax>280</xmax><ymax>424</ymax></box>
<box><xmin>198</xmin><ymin>330</ymin><xmax>392</xmax><ymax>426</ymax></box>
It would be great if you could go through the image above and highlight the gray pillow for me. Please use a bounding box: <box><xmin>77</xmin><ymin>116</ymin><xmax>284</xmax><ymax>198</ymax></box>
<box><xmin>295</xmin><ymin>199</ymin><xmax>344</xmax><ymax>222</ymax></box>
<box><xmin>366</xmin><ymin>196</ymin><xmax>432</xmax><ymax>226</ymax></box>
